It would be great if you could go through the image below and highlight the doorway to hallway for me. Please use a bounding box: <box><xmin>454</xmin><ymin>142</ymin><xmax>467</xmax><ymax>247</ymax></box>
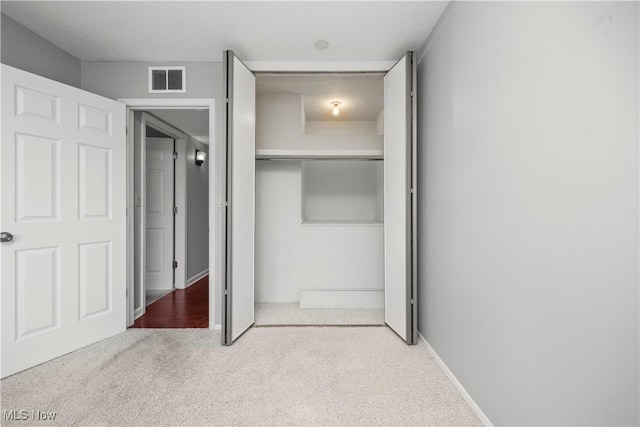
<box><xmin>128</xmin><ymin>107</ymin><xmax>212</xmax><ymax>329</ymax></box>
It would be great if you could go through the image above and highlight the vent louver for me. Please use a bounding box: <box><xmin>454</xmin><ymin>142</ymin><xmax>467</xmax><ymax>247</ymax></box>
<box><xmin>148</xmin><ymin>66</ymin><xmax>186</xmax><ymax>93</ymax></box>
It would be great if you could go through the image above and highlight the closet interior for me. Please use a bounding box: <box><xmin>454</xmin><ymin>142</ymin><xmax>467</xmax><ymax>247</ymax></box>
<box><xmin>254</xmin><ymin>73</ymin><xmax>385</xmax><ymax>325</ymax></box>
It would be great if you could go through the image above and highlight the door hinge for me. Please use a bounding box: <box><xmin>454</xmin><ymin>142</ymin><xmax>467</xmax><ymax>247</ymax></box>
<box><xmin>410</xmin><ymin>187</ymin><xmax>414</xmax><ymax>194</ymax></box>
<box><xmin>411</xmin><ymin>299</ymin><xmax>414</xmax><ymax>304</ymax></box>
<box><xmin>126</xmin><ymin>127</ymin><xmax>128</xmax><ymax>136</ymax></box>
<box><xmin>173</xmin><ymin>206</ymin><xmax>178</xmax><ymax>215</ymax></box>
<box><xmin>173</xmin><ymin>152</ymin><xmax>178</xmax><ymax>160</ymax></box>
<box><xmin>173</xmin><ymin>261</ymin><xmax>178</xmax><ymax>269</ymax></box>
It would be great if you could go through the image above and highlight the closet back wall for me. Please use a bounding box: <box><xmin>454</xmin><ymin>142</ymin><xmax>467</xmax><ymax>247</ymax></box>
<box><xmin>255</xmin><ymin>161</ymin><xmax>383</xmax><ymax>302</ymax></box>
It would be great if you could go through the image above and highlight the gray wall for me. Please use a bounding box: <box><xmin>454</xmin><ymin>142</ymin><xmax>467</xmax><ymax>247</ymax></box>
<box><xmin>186</xmin><ymin>137</ymin><xmax>209</xmax><ymax>281</ymax></box>
<box><xmin>81</xmin><ymin>61</ymin><xmax>221</xmax><ymax>99</ymax></box>
<box><xmin>1</xmin><ymin>13</ymin><xmax>81</xmax><ymax>87</ymax></box>
<box><xmin>417</xmin><ymin>2</ymin><xmax>639</xmax><ymax>425</ymax></box>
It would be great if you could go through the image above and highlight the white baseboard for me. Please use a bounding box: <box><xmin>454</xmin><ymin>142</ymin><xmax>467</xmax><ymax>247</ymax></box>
<box><xmin>134</xmin><ymin>307</ymin><xmax>144</xmax><ymax>320</ymax></box>
<box><xmin>299</xmin><ymin>289</ymin><xmax>384</xmax><ymax>309</ymax></box>
<box><xmin>186</xmin><ymin>269</ymin><xmax>209</xmax><ymax>287</ymax></box>
<box><xmin>418</xmin><ymin>333</ymin><xmax>493</xmax><ymax>427</ymax></box>
<box><xmin>210</xmin><ymin>323</ymin><xmax>222</xmax><ymax>330</ymax></box>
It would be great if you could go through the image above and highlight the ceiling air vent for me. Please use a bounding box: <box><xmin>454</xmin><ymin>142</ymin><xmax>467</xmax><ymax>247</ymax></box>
<box><xmin>148</xmin><ymin>66</ymin><xmax>186</xmax><ymax>93</ymax></box>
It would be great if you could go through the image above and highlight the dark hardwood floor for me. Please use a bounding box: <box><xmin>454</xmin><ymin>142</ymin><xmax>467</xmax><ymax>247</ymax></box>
<box><xmin>132</xmin><ymin>275</ymin><xmax>209</xmax><ymax>328</ymax></box>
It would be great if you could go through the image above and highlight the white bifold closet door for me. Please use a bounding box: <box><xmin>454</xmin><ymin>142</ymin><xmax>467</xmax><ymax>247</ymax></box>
<box><xmin>384</xmin><ymin>52</ymin><xmax>418</xmax><ymax>344</ymax></box>
<box><xmin>0</xmin><ymin>65</ymin><xmax>127</xmax><ymax>377</ymax></box>
<box><xmin>222</xmin><ymin>51</ymin><xmax>256</xmax><ymax>345</ymax></box>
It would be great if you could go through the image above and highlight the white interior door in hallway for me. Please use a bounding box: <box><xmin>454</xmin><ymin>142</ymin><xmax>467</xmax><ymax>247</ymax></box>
<box><xmin>145</xmin><ymin>137</ymin><xmax>175</xmax><ymax>291</ymax></box>
<box><xmin>0</xmin><ymin>65</ymin><xmax>127</xmax><ymax>378</ymax></box>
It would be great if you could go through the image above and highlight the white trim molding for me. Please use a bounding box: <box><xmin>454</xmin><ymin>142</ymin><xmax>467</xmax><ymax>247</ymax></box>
<box><xmin>418</xmin><ymin>333</ymin><xmax>493</xmax><ymax>427</ymax></box>
<box><xmin>187</xmin><ymin>269</ymin><xmax>209</xmax><ymax>287</ymax></box>
<box><xmin>118</xmin><ymin>98</ymin><xmax>213</xmax><ymax>109</ymax></box>
<box><xmin>245</xmin><ymin>61</ymin><xmax>395</xmax><ymax>73</ymax></box>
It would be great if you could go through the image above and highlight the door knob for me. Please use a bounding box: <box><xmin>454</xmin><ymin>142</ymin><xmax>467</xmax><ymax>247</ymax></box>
<box><xmin>1</xmin><ymin>232</ymin><xmax>14</xmax><ymax>243</ymax></box>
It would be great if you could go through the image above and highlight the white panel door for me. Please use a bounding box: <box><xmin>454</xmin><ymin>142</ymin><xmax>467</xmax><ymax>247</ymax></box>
<box><xmin>1</xmin><ymin>65</ymin><xmax>126</xmax><ymax>377</ymax></box>
<box><xmin>222</xmin><ymin>51</ymin><xmax>255</xmax><ymax>344</ymax></box>
<box><xmin>384</xmin><ymin>52</ymin><xmax>418</xmax><ymax>344</ymax></box>
<box><xmin>145</xmin><ymin>137</ymin><xmax>175</xmax><ymax>291</ymax></box>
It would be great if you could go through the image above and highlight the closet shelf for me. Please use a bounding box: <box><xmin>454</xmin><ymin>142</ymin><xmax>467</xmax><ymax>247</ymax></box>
<box><xmin>255</xmin><ymin>149</ymin><xmax>383</xmax><ymax>160</ymax></box>
<box><xmin>301</xmin><ymin>219</ymin><xmax>383</xmax><ymax>227</ymax></box>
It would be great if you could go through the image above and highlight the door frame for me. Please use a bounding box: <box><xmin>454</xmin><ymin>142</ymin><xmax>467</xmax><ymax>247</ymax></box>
<box><xmin>119</xmin><ymin>98</ymin><xmax>217</xmax><ymax>329</ymax></box>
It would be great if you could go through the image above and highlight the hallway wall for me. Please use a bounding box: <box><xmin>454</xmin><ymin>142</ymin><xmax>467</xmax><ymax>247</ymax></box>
<box><xmin>416</xmin><ymin>2</ymin><xmax>639</xmax><ymax>425</ymax></box>
<box><xmin>186</xmin><ymin>137</ymin><xmax>210</xmax><ymax>283</ymax></box>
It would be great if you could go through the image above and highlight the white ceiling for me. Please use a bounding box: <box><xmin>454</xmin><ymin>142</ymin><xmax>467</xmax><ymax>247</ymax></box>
<box><xmin>1</xmin><ymin>1</ymin><xmax>449</xmax><ymax>62</ymax></box>
<box><xmin>149</xmin><ymin>110</ymin><xmax>210</xmax><ymax>144</ymax></box>
<box><xmin>257</xmin><ymin>73</ymin><xmax>383</xmax><ymax>121</ymax></box>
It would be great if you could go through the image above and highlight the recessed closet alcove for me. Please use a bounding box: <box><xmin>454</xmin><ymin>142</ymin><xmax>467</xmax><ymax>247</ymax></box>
<box><xmin>254</xmin><ymin>73</ymin><xmax>385</xmax><ymax>325</ymax></box>
<box><xmin>223</xmin><ymin>51</ymin><xmax>416</xmax><ymax>345</ymax></box>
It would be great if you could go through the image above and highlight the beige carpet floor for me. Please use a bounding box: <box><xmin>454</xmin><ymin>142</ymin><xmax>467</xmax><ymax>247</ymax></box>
<box><xmin>1</xmin><ymin>327</ymin><xmax>482</xmax><ymax>426</ymax></box>
<box><xmin>255</xmin><ymin>303</ymin><xmax>385</xmax><ymax>326</ymax></box>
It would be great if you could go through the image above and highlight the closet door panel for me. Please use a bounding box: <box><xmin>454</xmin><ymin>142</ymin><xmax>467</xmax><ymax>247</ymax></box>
<box><xmin>223</xmin><ymin>51</ymin><xmax>255</xmax><ymax>344</ymax></box>
<box><xmin>384</xmin><ymin>52</ymin><xmax>417</xmax><ymax>344</ymax></box>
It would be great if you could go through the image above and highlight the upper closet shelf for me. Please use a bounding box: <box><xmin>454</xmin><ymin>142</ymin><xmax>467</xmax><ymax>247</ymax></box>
<box><xmin>255</xmin><ymin>149</ymin><xmax>383</xmax><ymax>160</ymax></box>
